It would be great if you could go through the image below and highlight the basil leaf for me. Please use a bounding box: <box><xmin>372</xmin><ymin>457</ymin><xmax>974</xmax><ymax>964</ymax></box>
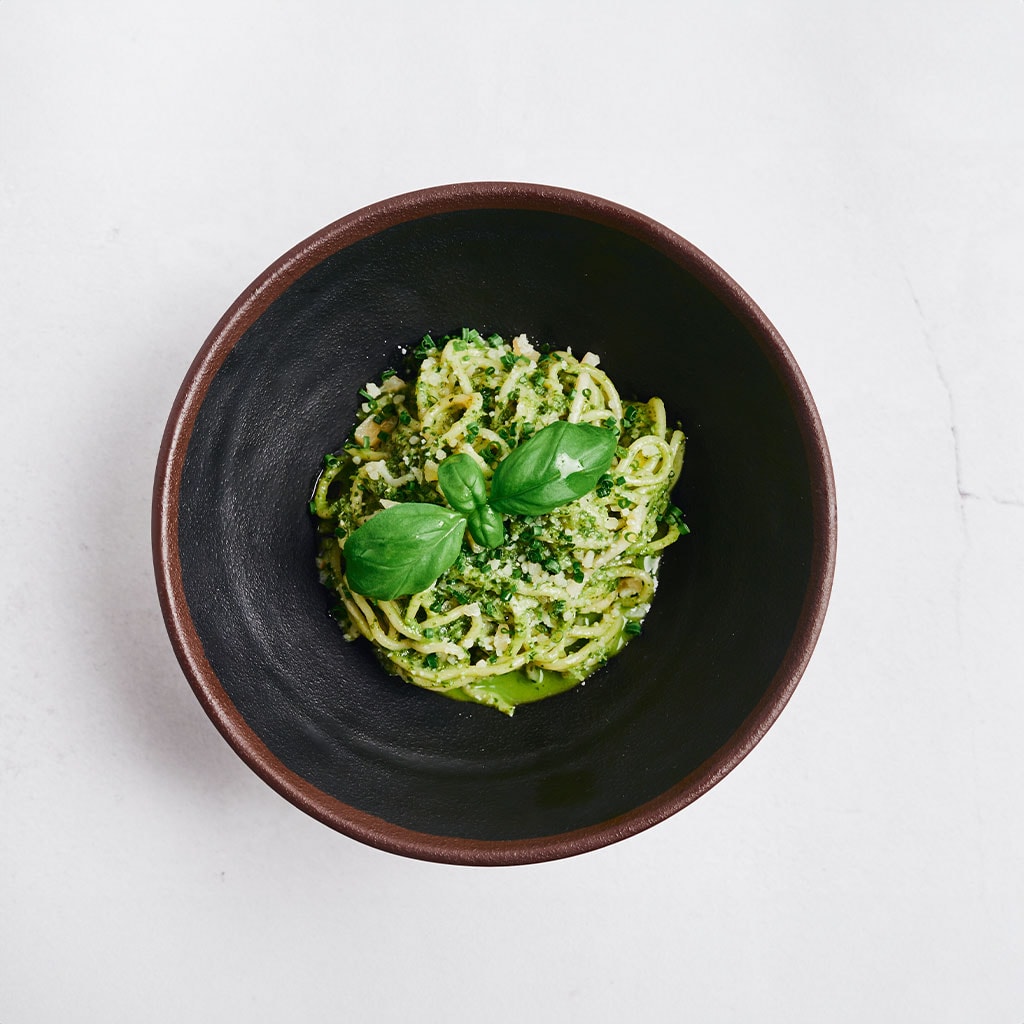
<box><xmin>438</xmin><ymin>453</ymin><xmax>504</xmax><ymax>547</ymax></box>
<box><xmin>489</xmin><ymin>421</ymin><xmax>618</xmax><ymax>516</ymax></box>
<box><xmin>344</xmin><ymin>503</ymin><xmax>467</xmax><ymax>600</ymax></box>
<box><xmin>467</xmin><ymin>504</ymin><xmax>505</xmax><ymax>548</ymax></box>
<box><xmin>437</xmin><ymin>453</ymin><xmax>487</xmax><ymax>516</ymax></box>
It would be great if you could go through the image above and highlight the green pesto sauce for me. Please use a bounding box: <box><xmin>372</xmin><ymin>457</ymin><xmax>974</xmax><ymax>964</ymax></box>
<box><xmin>442</xmin><ymin>620</ymin><xmax>633</xmax><ymax>714</ymax></box>
<box><xmin>444</xmin><ymin>668</ymin><xmax>583</xmax><ymax>714</ymax></box>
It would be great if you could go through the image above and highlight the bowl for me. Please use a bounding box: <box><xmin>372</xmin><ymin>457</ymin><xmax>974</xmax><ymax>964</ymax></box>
<box><xmin>153</xmin><ymin>182</ymin><xmax>836</xmax><ymax>864</ymax></box>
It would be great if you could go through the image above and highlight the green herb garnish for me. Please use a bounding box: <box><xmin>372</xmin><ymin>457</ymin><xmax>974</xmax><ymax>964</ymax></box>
<box><xmin>489</xmin><ymin>421</ymin><xmax>617</xmax><ymax>516</ymax></box>
<box><xmin>414</xmin><ymin>334</ymin><xmax>436</xmax><ymax>359</ymax></box>
<box><xmin>343</xmin><ymin>503</ymin><xmax>467</xmax><ymax>600</ymax></box>
<box><xmin>342</xmin><ymin>421</ymin><xmax>618</xmax><ymax>599</ymax></box>
<box><xmin>437</xmin><ymin>453</ymin><xmax>504</xmax><ymax>548</ymax></box>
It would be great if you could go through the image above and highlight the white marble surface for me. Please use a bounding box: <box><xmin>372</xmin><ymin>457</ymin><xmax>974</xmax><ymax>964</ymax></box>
<box><xmin>2</xmin><ymin>2</ymin><xmax>1023</xmax><ymax>1020</ymax></box>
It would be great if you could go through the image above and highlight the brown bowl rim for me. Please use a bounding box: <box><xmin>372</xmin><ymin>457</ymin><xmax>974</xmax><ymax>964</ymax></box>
<box><xmin>152</xmin><ymin>181</ymin><xmax>837</xmax><ymax>865</ymax></box>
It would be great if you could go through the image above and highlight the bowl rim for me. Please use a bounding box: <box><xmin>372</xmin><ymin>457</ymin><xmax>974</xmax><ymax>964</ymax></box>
<box><xmin>152</xmin><ymin>181</ymin><xmax>837</xmax><ymax>865</ymax></box>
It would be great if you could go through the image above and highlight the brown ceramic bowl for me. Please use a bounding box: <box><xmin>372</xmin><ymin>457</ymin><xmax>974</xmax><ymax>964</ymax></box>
<box><xmin>153</xmin><ymin>182</ymin><xmax>836</xmax><ymax>864</ymax></box>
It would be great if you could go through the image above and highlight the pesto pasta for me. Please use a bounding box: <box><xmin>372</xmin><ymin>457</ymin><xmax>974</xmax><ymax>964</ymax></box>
<box><xmin>311</xmin><ymin>329</ymin><xmax>687</xmax><ymax>714</ymax></box>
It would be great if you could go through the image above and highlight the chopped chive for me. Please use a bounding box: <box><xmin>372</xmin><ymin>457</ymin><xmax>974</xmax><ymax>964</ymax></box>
<box><xmin>414</xmin><ymin>334</ymin><xmax>436</xmax><ymax>358</ymax></box>
<box><xmin>662</xmin><ymin>503</ymin><xmax>687</xmax><ymax>527</ymax></box>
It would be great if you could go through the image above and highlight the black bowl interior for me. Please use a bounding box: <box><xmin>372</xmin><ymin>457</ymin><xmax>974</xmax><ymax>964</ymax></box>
<box><xmin>170</xmin><ymin>201</ymin><xmax>826</xmax><ymax>853</ymax></box>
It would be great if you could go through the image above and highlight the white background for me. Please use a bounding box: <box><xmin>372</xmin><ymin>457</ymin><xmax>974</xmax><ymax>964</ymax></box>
<box><xmin>2</xmin><ymin>2</ymin><xmax>1023</xmax><ymax>1021</ymax></box>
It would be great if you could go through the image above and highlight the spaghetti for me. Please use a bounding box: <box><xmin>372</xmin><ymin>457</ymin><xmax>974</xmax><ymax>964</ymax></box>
<box><xmin>311</xmin><ymin>329</ymin><xmax>687</xmax><ymax>714</ymax></box>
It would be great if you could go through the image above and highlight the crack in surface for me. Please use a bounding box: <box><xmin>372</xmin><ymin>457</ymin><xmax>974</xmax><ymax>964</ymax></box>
<box><xmin>960</xmin><ymin>491</ymin><xmax>1024</xmax><ymax>508</ymax></box>
<box><xmin>903</xmin><ymin>274</ymin><xmax>968</xmax><ymax>508</ymax></box>
<box><xmin>906</xmin><ymin>276</ymin><xmax>1024</xmax><ymax>511</ymax></box>
<box><xmin>902</xmin><ymin>267</ymin><xmax>967</xmax><ymax>645</ymax></box>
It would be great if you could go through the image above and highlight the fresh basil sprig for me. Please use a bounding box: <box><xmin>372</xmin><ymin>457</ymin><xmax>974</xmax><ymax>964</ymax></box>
<box><xmin>437</xmin><ymin>454</ymin><xmax>505</xmax><ymax>548</ymax></box>
<box><xmin>489</xmin><ymin>421</ymin><xmax>618</xmax><ymax>516</ymax></box>
<box><xmin>342</xmin><ymin>420</ymin><xmax>618</xmax><ymax>600</ymax></box>
<box><xmin>343</xmin><ymin>503</ymin><xmax>467</xmax><ymax>600</ymax></box>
